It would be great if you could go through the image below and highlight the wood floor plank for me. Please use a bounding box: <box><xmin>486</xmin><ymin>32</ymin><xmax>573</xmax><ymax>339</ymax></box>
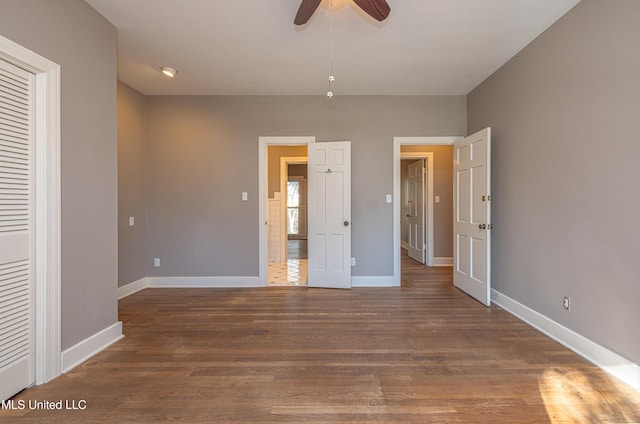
<box><xmin>2</xmin><ymin>252</ymin><xmax>639</xmax><ymax>423</ymax></box>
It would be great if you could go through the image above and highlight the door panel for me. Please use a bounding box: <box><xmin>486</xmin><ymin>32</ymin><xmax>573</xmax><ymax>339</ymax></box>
<box><xmin>453</xmin><ymin>128</ymin><xmax>491</xmax><ymax>306</ymax></box>
<box><xmin>0</xmin><ymin>58</ymin><xmax>35</xmax><ymax>401</ymax></box>
<box><xmin>407</xmin><ymin>160</ymin><xmax>425</xmax><ymax>264</ymax></box>
<box><xmin>308</xmin><ymin>142</ymin><xmax>351</xmax><ymax>289</ymax></box>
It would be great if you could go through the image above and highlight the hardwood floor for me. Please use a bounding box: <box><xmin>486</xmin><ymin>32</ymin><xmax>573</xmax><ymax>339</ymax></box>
<box><xmin>287</xmin><ymin>239</ymin><xmax>307</xmax><ymax>260</ymax></box>
<box><xmin>4</xmin><ymin>254</ymin><xmax>640</xmax><ymax>423</ymax></box>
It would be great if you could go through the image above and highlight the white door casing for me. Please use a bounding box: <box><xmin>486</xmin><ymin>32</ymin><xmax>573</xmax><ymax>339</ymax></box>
<box><xmin>407</xmin><ymin>160</ymin><xmax>425</xmax><ymax>264</ymax></box>
<box><xmin>0</xmin><ymin>58</ymin><xmax>35</xmax><ymax>401</ymax></box>
<box><xmin>453</xmin><ymin>128</ymin><xmax>491</xmax><ymax>306</ymax></box>
<box><xmin>394</xmin><ymin>141</ymin><xmax>455</xmax><ymax>285</ymax></box>
<box><xmin>0</xmin><ymin>35</ymin><xmax>61</xmax><ymax>390</ymax></box>
<box><xmin>308</xmin><ymin>141</ymin><xmax>351</xmax><ymax>289</ymax></box>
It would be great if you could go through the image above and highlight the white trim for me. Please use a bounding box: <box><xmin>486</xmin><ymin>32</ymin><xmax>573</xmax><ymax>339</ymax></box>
<box><xmin>401</xmin><ymin>152</ymin><xmax>433</xmax><ymax>266</ymax></box>
<box><xmin>432</xmin><ymin>257</ymin><xmax>453</xmax><ymax>266</ymax></box>
<box><xmin>61</xmin><ymin>322</ymin><xmax>123</xmax><ymax>374</ymax></box>
<box><xmin>1</xmin><ymin>35</ymin><xmax>61</xmax><ymax>384</ymax></box>
<box><xmin>393</xmin><ymin>137</ymin><xmax>461</xmax><ymax>286</ymax></box>
<box><xmin>492</xmin><ymin>289</ymin><xmax>640</xmax><ymax>391</ymax></box>
<box><xmin>118</xmin><ymin>278</ymin><xmax>148</xmax><ymax>300</ymax></box>
<box><xmin>119</xmin><ymin>276</ymin><xmax>265</xmax><ymax>297</ymax></box>
<box><xmin>400</xmin><ymin>240</ymin><xmax>409</xmax><ymax>251</ymax></box>
<box><xmin>351</xmin><ymin>276</ymin><xmax>395</xmax><ymax>287</ymax></box>
<box><xmin>147</xmin><ymin>276</ymin><xmax>262</xmax><ymax>288</ymax></box>
<box><xmin>258</xmin><ymin>137</ymin><xmax>315</xmax><ymax>287</ymax></box>
<box><xmin>279</xmin><ymin>156</ymin><xmax>308</xmax><ymax>261</ymax></box>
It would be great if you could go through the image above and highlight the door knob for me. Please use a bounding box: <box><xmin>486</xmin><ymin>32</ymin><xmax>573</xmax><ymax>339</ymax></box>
<box><xmin>479</xmin><ymin>223</ymin><xmax>486</xmax><ymax>230</ymax></box>
<box><xmin>344</xmin><ymin>221</ymin><xmax>349</xmax><ymax>226</ymax></box>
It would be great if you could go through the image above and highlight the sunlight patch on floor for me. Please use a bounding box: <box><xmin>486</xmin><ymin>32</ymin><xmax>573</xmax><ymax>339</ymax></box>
<box><xmin>539</xmin><ymin>367</ymin><xmax>639</xmax><ymax>423</ymax></box>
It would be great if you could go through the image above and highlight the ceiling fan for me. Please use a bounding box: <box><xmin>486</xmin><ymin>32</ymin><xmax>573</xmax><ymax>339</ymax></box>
<box><xmin>294</xmin><ymin>0</ymin><xmax>391</xmax><ymax>25</ymax></box>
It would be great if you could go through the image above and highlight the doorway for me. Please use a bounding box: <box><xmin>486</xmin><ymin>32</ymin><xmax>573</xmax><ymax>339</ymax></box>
<box><xmin>393</xmin><ymin>137</ymin><xmax>461</xmax><ymax>286</ymax></box>
<box><xmin>258</xmin><ymin>137</ymin><xmax>314</xmax><ymax>286</ymax></box>
<box><xmin>258</xmin><ymin>137</ymin><xmax>352</xmax><ymax>289</ymax></box>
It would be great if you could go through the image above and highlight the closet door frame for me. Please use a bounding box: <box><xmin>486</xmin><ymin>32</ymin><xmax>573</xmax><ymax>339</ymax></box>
<box><xmin>0</xmin><ymin>34</ymin><xmax>61</xmax><ymax>386</ymax></box>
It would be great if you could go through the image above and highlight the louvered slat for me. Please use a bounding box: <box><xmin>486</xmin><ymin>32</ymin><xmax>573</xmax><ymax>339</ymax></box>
<box><xmin>0</xmin><ymin>309</ymin><xmax>28</xmax><ymax>333</ymax></box>
<box><xmin>0</xmin><ymin>116</ymin><xmax>29</xmax><ymax>132</ymax></box>
<box><xmin>0</xmin><ymin>74</ymin><xmax>28</xmax><ymax>97</ymax></box>
<box><xmin>0</xmin><ymin>121</ymin><xmax>29</xmax><ymax>137</ymax></box>
<box><xmin>0</xmin><ymin>109</ymin><xmax>29</xmax><ymax>126</ymax></box>
<box><xmin>0</xmin><ymin>142</ymin><xmax>28</xmax><ymax>155</ymax></box>
<box><xmin>0</xmin><ymin>99</ymin><xmax>28</xmax><ymax>118</ymax></box>
<box><xmin>0</xmin><ymin>258</ymin><xmax>30</xmax><ymax>367</ymax></box>
<box><xmin>0</xmin><ymin>85</ymin><xmax>28</xmax><ymax>104</ymax></box>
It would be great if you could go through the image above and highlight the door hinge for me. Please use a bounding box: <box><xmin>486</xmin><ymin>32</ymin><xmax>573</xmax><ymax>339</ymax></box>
<box><xmin>488</xmin><ymin>224</ymin><xmax>493</xmax><ymax>230</ymax></box>
<box><xmin>482</xmin><ymin>195</ymin><xmax>491</xmax><ymax>202</ymax></box>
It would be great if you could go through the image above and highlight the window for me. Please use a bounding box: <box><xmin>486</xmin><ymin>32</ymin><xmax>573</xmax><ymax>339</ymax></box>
<box><xmin>287</xmin><ymin>180</ymin><xmax>300</xmax><ymax>235</ymax></box>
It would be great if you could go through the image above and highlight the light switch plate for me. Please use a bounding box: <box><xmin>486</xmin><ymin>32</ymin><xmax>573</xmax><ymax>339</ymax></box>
<box><xmin>435</xmin><ymin>196</ymin><xmax>440</xmax><ymax>203</ymax></box>
<box><xmin>385</xmin><ymin>194</ymin><xmax>392</xmax><ymax>203</ymax></box>
<box><xmin>242</xmin><ymin>192</ymin><xmax>248</xmax><ymax>201</ymax></box>
<box><xmin>128</xmin><ymin>216</ymin><xmax>135</xmax><ymax>226</ymax></box>
<box><xmin>153</xmin><ymin>258</ymin><xmax>160</xmax><ymax>267</ymax></box>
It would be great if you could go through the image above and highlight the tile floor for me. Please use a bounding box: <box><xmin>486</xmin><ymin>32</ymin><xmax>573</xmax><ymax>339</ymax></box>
<box><xmin>268</xmin><ymin>239</ymin><xmax>308</xmax><ymax>286</ymax></box>
<box><xmin>268</xmin><ymin>259</ymin><xmax>308</xmax><ymax>286</ymax></box>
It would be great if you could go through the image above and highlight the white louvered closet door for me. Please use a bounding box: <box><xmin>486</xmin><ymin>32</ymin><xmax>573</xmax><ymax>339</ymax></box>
<box><xmin>0</xmin><ymin>58</ymin><xmax>35</xmax><ymax>401</ymax></box>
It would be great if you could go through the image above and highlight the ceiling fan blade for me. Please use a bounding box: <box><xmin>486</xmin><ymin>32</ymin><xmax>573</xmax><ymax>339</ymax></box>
<box><xmin>294</xmin><ymin>0</ymin><xmax>323</xmax><ymax>25</ymax></box>
<box><xmin>352</xmin><ymin>0</ymin><xmax>391</xmax><ymax>22</ymax></box>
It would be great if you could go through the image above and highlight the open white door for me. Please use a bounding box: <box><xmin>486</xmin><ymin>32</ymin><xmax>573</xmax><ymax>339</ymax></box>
<box><xmin>453</xmin><ymin>128</ymin><xmax>491</xmax><ymax>306</ymax></box>
<box><xmin>407</xmin><ymin>160</ymin><xmax>425</xmax><ymax>264</ymax></box>
<box><xmin>308</xmin><ymin>141</ymin><xmax>351</xmax><ymax>289</ymax></box>
<box><xmin>0</xmin><ymin>59</ymin><xmax>35</xmax><ymax>400</ymax></box>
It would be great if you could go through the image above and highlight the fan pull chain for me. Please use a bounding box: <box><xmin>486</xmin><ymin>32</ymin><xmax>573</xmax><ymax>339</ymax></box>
<box><xmin>327</xmin><ymin>0</ymin><xmax>335</xmax><ymax>98</ymax></box>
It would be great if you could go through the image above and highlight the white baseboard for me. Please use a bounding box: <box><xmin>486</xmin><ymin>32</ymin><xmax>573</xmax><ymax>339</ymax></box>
<box><xmin>432</xmin><ymin>257</ymin><xmax>453</xmax><ymax>266</ymax></box>
<box><xmin>401</xmin><ymin>241</ymin><xmax>409</xmax><ymax>251</ymax></box>
<box><xmin>352</xmin><ymin>276</ymin><xmax>395</xmax><ymax>287</ymax></box>
<box><xmin>121</xmin><ymin>275</ymin><xmax>400</xmax><ymax>291</ymax></box>
<box><xmin>61</xmin><ymin>322</ymin><xmax>123</xmax><ymax>373</ymax></box>
<box><xmin>492</xmin><ymin>289</ymin><xmax>640</xmax><ymax>391</ymax></box>
<box><xmin>118</xmin><ymin>277</ymin><xmax>147</xmax><ymax>299</ymax></box>
<box><xmin>147</xmin><ymin>276</ymin><xmax>262</xmax><ymax>288</ymax></box>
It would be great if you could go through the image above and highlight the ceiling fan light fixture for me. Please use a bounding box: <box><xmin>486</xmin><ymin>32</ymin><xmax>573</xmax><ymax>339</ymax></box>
<box><xmin>161</xmin><ymin>66</ymin><xmax>177</xmax><ymax>78</ymax></box>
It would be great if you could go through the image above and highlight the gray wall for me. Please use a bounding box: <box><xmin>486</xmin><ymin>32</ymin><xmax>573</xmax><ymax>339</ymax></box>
<box><xmin>467</xmin><ymin>0</ymin><xmax>640</xmax><ymax>364</ymax></box>
<box><xmin>118</xmin><ymin>82</ymin><xmax>147</xmax><ymax>286</ymax></box>
<box><xmin>400</xmin><ymin>146</ymin><xmax>454</xmax><ymax>258</ymax></box>
<box><xmin>145</xmin><ymin>95</ymin><xmax>466</xmax><ymax>277</ymax></box>
<box><xmin>0</xmin><ymin>0</ymin><xmax>118</xmax><ymax>349</ymax></box>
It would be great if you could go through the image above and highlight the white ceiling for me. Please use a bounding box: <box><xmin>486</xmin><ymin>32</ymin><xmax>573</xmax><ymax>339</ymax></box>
<box><xmin>85</xmin><ymin>0</ymin><xmax>580</xmax><ymax>96</ymax></box>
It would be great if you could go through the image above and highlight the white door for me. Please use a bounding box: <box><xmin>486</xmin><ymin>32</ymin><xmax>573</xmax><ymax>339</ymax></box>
<box><xmin>453</xmin><ymin>128</ymin><xmax>491</xmax><ymax>306</ymax></box>
<box><xmin>308</xmin><ymin>141</ymin><xmax>351</xmax><ymax>289</ymax></box>
<box><xmin>0</xmin><ymin>59</ymin><xmax>35</xmax><ymax>400</ymax></box>
<box><xmin>407</xmin><ymin>160</ymin><xmax>425</xmax><ymax>264</ymax></box>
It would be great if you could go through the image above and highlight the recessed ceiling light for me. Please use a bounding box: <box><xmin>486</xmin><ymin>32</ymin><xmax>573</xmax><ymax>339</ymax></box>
<box><xmin>161</xmin><ymin>66</ymin><xmax>177</xmax><ymax>78</ymax></box>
